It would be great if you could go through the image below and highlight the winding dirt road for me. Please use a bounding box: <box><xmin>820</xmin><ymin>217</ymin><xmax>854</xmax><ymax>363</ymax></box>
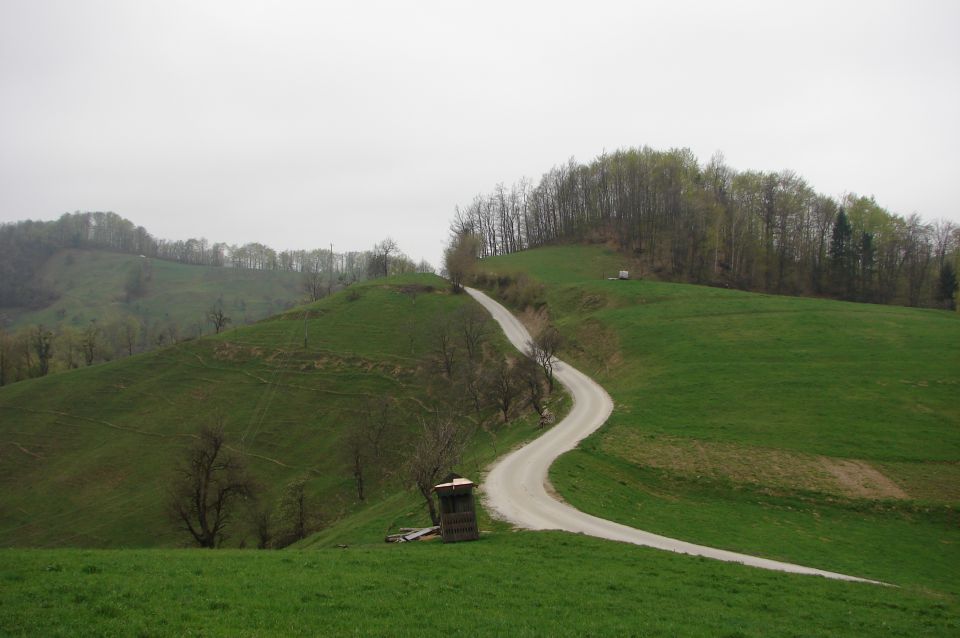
<box><xmin>466</xmin><ymin>286</ymin><xmax>880</xmax><ymax>584</ymax></box>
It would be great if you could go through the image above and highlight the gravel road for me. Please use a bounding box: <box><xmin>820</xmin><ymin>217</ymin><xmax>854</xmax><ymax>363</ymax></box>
<box><xmin>465</xmin><ymin>286</ymin><xmax>881</xmax><ymax>584</ymax></box>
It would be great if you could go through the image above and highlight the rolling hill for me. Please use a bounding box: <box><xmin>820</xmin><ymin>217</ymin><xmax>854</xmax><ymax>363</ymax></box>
<box><xmin>0</xmin><ymin>248</ymin><xmax>958</xmax><ymax>635</ymax></box>
<box><xmin>0</xmin><ymin>273</ymin><xmax>545</xmax><ymax>548</ymax></box>
<box><xmin>474</xmin><ymin>244</ymin><xmax>959</xmax><ymax>593</ymax></box>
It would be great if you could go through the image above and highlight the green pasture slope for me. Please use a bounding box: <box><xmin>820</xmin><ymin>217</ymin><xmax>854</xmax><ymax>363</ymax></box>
<box><xmin>478</xmin><ymin>245</ymin><xmax>959</xmax><ymax>594</ymax></box>
<box><xmin>2</xmin><ymin>532</ymin><xmax>957</xmax><ymax>637</ymax></box>
<box><xmin>1</xmin><ymin>248</ymin><xmax>302</xmax><ymax>330</ymax></box>
<box><xmin>0</xmin><ymin>273</ymin><xmax>532</xmax><ymax>548</ymax></box>
<box><xmin>0</xmin><ymin>255</ymin><xmax>957</xmax><ymax>636</ymax></box>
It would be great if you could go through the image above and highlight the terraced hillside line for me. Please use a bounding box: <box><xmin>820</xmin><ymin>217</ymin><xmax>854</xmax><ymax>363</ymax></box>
<box><xmin>465</xmin><ymin>287</ymin><xmax>882</xmax><ymax>585</ymax></box>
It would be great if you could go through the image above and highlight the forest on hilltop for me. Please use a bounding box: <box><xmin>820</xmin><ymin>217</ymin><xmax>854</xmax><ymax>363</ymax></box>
<box><xmin>452</xmin><ymin>146</ymin><xmax>958</xmax><ymax>309</ymax></box>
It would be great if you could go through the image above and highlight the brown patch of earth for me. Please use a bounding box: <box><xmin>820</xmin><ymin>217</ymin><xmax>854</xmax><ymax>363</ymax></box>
<box><xmin>213</xmin><ymin>342</ymin><xmax>264</xmax><ymax>361</ymax></box>
<box><xmin>517</xmin><ymin>306</ymin><xmax>549</xmax><ymax>337</ymax></box>
<box><xmin>876</xmin><ymin>461</ymin><xmax>960</xmax><ymax>503</ymax></box>
<box><xmin>819</xmin><ymin>458</ymin><xmax>908</xmax><ymax>500</ymax></box>
<box><xmin>602</xmin><ymin>429</ymin><xmax>918</xmax><ymax>501</ymax></box>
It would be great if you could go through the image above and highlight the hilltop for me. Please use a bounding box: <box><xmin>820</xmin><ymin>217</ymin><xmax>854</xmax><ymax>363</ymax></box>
<box><xmin>453</xmin><ymin>146</ymin><xmax>959</xmax><ymax>310</ymax></box>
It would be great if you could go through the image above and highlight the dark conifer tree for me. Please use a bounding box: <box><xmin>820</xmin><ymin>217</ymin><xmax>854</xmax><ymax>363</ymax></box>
<box><xmin>829</xmin><ymin>208</ymin><xmax>854</xmax><ymax>298</ymax></box>
<box><xmin>937</xmin><ymin>262</ymin><xmax>958</xmax><ymax>310</ymax></box>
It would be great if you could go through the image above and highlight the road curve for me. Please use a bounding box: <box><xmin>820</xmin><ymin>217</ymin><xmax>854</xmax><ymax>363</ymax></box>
<box><xmin>465</xmin><ymin>286</ymin><xmax>881</xmax><ymax>584</ymax></box>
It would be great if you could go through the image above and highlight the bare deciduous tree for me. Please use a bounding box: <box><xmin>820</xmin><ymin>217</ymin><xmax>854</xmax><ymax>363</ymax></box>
<box><xmin>81</xmin><ymin>322</ymin><xmax>99</xmax><ymax>366</ymax></box>
<box><xmin>31</xmin><ymin>325</ymin><xmax>54</xmax><ymax>376</ymax></box>
<box><xmin>458</xmin><ymin>306</ymin><xmax>489</xmax><ymax>362</ymax></box>
<box><xmin>302</xmin><ymin>262</ymin><xmax>326</xmax><ymax>302</ymax></box>
<box><xmin>0</xmin><ymin>328</ymin><xmax>11</xmax><ymax>386</ymax></box>
<box><xmin>407</xmin><ymin>414</ymin><xmax>470</xmax><ymax>526</ymax></box>
<box><xmin>459</xmin><ymin>363</ymin><xmax>484</xmax><ymax>415</ymax></box>
<box><xmin>484</xmin><ymin>356</ymin><xmax>522</xmax><ymax>424</ymax></box>
<box><xmin>517</xmin><ymin>355</ymin><xmax>546</xmax><ymax>418</ymax></box>
<box><xmin>121</xmin><ymin>317</ymin><xmax>140</xmax><ymax>356</ymax></box>
<box><xmin>168</xmin><ymin>422</ymin><xmax>255</xmax><ymax>548</ymax></box>
<box><xmin>433</xmin><ymin>315</ymin><xmax>458</xmax><ymax>379</ymax></box>
<box><xmin>206</xmin><ymin>306</ymin><xmax>231</xmax><ymax>334</ymax></box>
<box><xmin>368</xmin><ymin>237</ymin><xmax>399</xmax><ymax>278</ymax></box>
<box><xmin>345</xmin><ymin>397</ymin><xmax>395</xmax><ymax>501</ymax></box>
<box><xmin>252</xmin><ymin>508</ymin><xmax>273</xmax><ymax>549</ymax></box>
<box><xmin>444</xmin><ymin>232</ymin><xmax>481</xmax><ymax>292</ymax></box>
<box><xmin>527</xmin><ymin>325</ymin><xmax>562</xmax><ymax>393</ymax></box>
<box><xmin>274</xmin><ymin>475</ymin><xmax>315</xmax><ymax>547</ymax></box>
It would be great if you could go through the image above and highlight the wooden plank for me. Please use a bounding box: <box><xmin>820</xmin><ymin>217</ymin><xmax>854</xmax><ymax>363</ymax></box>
<box><xmin>402</xmin><ymin>526</ymin><xmax>439</xmax><ymax>542</ymax></box>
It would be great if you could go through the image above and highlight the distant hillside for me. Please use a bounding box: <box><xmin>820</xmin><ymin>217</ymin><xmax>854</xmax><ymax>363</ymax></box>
<box><xmin>0</xmin><ymin>248</ymin><xmax>305</xmax><ymax>385</ymax></box>
<box><xmin>0</xmin><ymin>211</ymin><xmax>386</xmax><ymax>310</ymax></box>
<box><xmin>0</xmin><ymin>212</ymin><xmax>430</xmax><ymax>385</ymax></box>
<box><xmin>1</xmin><ymin>212</ymin><xmax>425</xmax><ymax>315</ymax></box>
<box><xmin>0</xmin><ymin>274</ymin><xmax>547</xmax><ymax>548</ymax></box>
<box><xmin>4</xmin><ymin>248</ymin><xmax>302</xmax><ymax>332</ymax></box>
<box><xmin>475</xmin><ymin>244</ymin><xmax>959</xmax><ymax>593</ymax></box>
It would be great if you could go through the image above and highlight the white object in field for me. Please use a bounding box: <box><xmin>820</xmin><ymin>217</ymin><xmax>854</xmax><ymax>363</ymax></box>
<box><xmin>618</xmin><ymin>270</ymin><xmax>629</xmax><ymax>280</ymax></box>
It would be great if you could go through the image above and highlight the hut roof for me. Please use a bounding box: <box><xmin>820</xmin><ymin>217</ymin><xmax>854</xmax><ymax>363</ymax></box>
<box><xmin>433</xmin><ymin>477</ymin><xmax>475</xmax><ymax>494</ymax></box>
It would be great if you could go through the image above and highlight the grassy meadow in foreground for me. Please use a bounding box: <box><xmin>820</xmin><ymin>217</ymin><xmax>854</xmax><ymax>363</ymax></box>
<box><xmin>2</xmin><ymin>532</ymin><xmax>958</xmax><ymax>637</ymax></box>
<box><xmin>478</xmin><ymin>245</ymin><xmax>959</xmax><ymax>594</ymax></box>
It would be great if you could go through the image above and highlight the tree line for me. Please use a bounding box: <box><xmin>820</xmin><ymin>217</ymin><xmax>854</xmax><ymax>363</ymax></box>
<box><xmin>0</xmin><ymin>299</ymin><xmax>244</xmax><ymax>386</ymax></box>
<box><xmin>450</xmin><ymin>147</ymin><xmax>959</xmax><ymax>309</ymax></box>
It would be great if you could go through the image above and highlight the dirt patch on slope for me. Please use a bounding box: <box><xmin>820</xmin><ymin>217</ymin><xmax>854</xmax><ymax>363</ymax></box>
<box><xmin>213</xmin><ymin>342</ymin><xmax>265</xmax><ymax>361</ymax></box>
<box><xmin>819</xmin><ymin>458</ymin><xmax>908</xmax><ymax>500</ymax></box>
<box><xmin>602</xmin><ymin>430</ymin><xmax>915</xmax><ymax>501</ymax></box>
<box><xmin>517</xmin><ymin>306</ymin><xmax>549</xmax><ymax>337</ymax></box>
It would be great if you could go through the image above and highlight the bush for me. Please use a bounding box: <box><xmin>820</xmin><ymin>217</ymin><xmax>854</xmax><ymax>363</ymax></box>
<box><xmin>501</xmin><ymin>273</ymin><xmax>545</xmax><ymax>309</ymax></box>
<box><xmin>470</xmin><ymin>271</ymin><xmax>544</xmax><ymax>309</ymax></box>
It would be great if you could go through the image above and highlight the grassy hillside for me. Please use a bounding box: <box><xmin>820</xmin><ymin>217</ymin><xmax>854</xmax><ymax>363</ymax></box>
<box><xmin>1</xmin><ymin>248</ymin><xmax>303</xmax><ymax>332</ymax></box>
<box><xmin>3</xmin><ymin>534</ymin><xmax>958</xmax><ymax>637</ymax></box>
<box><xmin>477</xmin><ymin>245</ymin><xmax>959</xmax><ymax>593</ymax></box>
<box><xmin>0</xmin><ymin>273</ymin><xmax>545</xmax><ymax>548</ymax></box>
<box><xmin>1</xmin><ymin>246</ymin><xmax>958</xmax><ymax>635</ymax></box>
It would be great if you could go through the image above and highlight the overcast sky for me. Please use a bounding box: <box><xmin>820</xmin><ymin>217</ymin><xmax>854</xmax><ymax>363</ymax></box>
<box><xmin>1</xmin><ymin>0</ymin><xmax>958</xmax><ymax>267</ymax></box>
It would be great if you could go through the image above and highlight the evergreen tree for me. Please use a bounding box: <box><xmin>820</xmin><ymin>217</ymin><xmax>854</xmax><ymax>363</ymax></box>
<box><xmin>858</xmin><ymin>231</ymin><xmax>875</xmax><ymax>301</ymax></box>
<box><xmin>937</xmin><ymin>262</ymin><xmax>958</xmax><ymax>310</ymax></box>
<box><xmin>829</xmin><ymin>208</ymin><xmax>854</xmax><ymax>297</ymax></box>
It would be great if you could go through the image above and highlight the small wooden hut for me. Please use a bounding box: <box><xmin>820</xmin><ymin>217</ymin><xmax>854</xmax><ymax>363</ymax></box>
<box><xmin>433</xmin><ymin>475</ymin><xmax>479</xmax><ymax>543</ymax></box>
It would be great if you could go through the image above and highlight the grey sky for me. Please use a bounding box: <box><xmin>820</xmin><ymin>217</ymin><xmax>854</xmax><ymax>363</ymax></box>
<box><xmin>2</xmin><ymin>1</ymin><xmax>958</xmax><ymax>267</ymax></box>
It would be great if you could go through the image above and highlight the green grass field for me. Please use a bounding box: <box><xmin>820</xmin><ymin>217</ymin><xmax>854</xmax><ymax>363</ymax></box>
<box><xmin>0</xmin><ymin>273</ymin><xmax>548</xmax><ymax>548</ymax></box>
<box><xmin>478</xmin><ymin>245</ymin><xmax>959</xmax><ymax>594</ymax></box>
<box><xmin>2</xmin><ymin>533</ymin><xmax>957</xmax><ymax>637</ymax></box>
<box><xmin>1</xmin><ymin>248</ymin><xmax>303</xmax><ymax>332</ymax></box>
<box><xmin>3</xmin><ymin>243</ymin><xmax>958</xmax><ymax>635</ymax></box>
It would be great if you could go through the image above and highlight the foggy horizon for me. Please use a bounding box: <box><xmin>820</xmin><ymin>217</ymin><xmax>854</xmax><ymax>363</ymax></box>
<box><xmin>2</xmin><ymin>0</ymin><xmax>959</xmax><ymax>267</ymax></box>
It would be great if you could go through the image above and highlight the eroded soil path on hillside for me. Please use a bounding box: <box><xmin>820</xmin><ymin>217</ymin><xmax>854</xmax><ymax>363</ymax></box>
<box><xmin>466</xmin><ymin>287</ymin><xmax>881</xmax><ymax>584</ymax></box>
